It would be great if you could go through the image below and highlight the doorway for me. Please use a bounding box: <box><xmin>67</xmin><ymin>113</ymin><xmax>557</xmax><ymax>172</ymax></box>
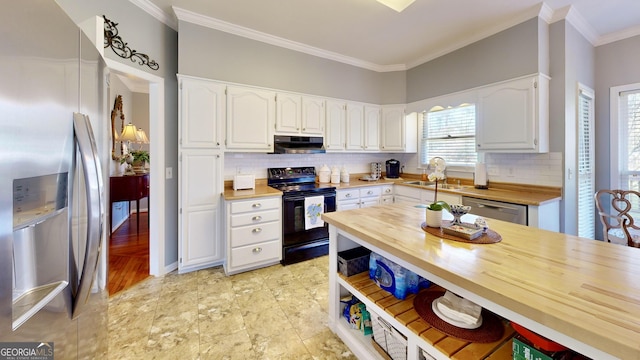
<box><xmin>104</xmin><ymin>58</ymin><xmax>165</xmax><ymax>290</ymax></box>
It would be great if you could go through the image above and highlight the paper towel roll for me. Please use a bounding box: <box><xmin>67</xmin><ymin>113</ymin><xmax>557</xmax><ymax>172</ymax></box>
<box><xmin>474</xmin><ymin>162</ymin><xmax>488</xmax><ymax>188</ymax></box>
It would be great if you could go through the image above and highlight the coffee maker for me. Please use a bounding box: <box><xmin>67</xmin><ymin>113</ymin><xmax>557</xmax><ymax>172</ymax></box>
<box><xmin>385</xmin><ymin>159</ymin><xmax>401</xmax><ymax>178</ymax></box>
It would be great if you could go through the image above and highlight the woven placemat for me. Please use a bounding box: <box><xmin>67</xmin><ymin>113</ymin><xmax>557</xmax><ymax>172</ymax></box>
<box><xmin>413</xmin><ymin>290</ymin><xmax>504</xmax><ymax>343</ymax></box>
<box><xmin>421</xmin><ymin>221</ymin><xmax>502</xmax><ymax>244</ymax></box>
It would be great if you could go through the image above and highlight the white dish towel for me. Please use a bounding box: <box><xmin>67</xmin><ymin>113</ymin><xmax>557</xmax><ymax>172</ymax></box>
<box><xmin>436</xmin><ymin>290</ymin><xmax>482</xmax><ymax>325</ymax></box>
<box><xmin>304</xmin><ymin>195</ymin><xmax>325</xmax><ymax>230</ymax></box>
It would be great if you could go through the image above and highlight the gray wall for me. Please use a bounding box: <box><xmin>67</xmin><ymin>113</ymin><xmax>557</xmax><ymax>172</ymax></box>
<box><xmin>406</xmin><ymin>18</ymin><xmax>543</xmax><ymax>102</ymax></box>
<box><xmin>595</xmin><ymin>35</ymin><xmax>640</xmax><ymax>190</ymax></box>
<box><xmin>57</xmin><ymin>0</ymin><xmax>179</xmax><ymax>268</ymax></box>
<box><xmin>549</xmin><ymin>20</ymin><xmax>595</xmax><ymax>236</ymax></box>
<box><xmin>178</xmin><ymin>21</ymin><xmax>406</xmax><ymax>104</ymax></box>
<box><xmin>594</xmin><ymin>34</ymin><xmax>640</xmax><ymax>239</ymax></box>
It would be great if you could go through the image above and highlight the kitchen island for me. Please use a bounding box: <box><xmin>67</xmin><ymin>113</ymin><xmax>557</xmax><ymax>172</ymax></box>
<box><xmin>322</xmin><ymin>203</ymin><xmax>640</xmax><ymax>360</ymax></box>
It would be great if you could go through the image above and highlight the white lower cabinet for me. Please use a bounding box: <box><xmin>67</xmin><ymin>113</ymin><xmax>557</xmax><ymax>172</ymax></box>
<box><xmin>224</xmin><ymin>196</ymin><xmax>282</xmax><ymax>275</ymax></box>
<box><xmin>380</xmin><ymin>185</ymin><xmax>394</xmax><ymax>205</ymax></box>
<box><xmin>178</xmin><ymin>150</ymin><xmax>223</xmax><ymax>274</ymax></box>
<box><xmin>337</xmin><ymin>186</ymin><xmax>383</xmax><ymax>210</ymax></box>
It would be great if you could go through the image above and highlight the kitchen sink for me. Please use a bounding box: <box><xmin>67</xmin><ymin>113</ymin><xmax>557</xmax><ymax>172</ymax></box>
<box><xmin>403</xmin><ymin>181</ymin><xmax>435</xmax><ymax>186</ymax></box>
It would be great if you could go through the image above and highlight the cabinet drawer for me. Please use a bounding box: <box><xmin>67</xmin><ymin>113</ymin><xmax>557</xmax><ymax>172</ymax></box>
<box><xmin>337</xmin><ymin>189</ymin><xmax>359</xmax><ymax>201</ymax></box>
<box><xmin>394</xmin><ymin>185</ymin><xmax>421</xmax><ymax>198</ymax></box>
<box><xmin>230</xmin><ymin>197</ymin><xmax>280</xmax><ymax>214</ymax></box>
<box><xmin>230</xmin><ymin>239</ymin><xmax>281</xmax><ymax>268</ymax></box>
<box><xmin>360</xmin><ymin>187</ymin><xmax>382</xmax><ymax>198</ymax></box>
<box><xmin>381</xmin><ymin>185</ymin><xmax>393</xmax><ymax>196</ymax></box>
<box><xmin>230</xmin><ymin>221</ymin><xmax>281</xmax><ymax>247</ymax></box>
<box><xmin>231</xmin><ymin>209</ymin><xmax>280</xmax><ymax>227</ymax></box>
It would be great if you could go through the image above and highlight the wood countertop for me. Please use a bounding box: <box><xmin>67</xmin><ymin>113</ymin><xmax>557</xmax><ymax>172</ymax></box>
<box><xmin>322</xmin><ymin>203</ymin><xmax>640</xmax><ymax>359</ymax></box>
<box><xmin>223</xmin><ymin>182</ymin><xmax>282</xmax><ymax>200</ymax></box>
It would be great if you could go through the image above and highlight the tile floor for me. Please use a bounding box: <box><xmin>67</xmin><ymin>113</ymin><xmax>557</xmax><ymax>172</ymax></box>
<box><xmin>107</xmin><ymin>256</ymin><xmax>357</xmax><ymax>359</ymax></box>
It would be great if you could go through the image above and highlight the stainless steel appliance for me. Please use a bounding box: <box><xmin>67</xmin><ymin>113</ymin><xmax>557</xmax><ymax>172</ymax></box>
<box><xmin>462</xmin><ymin>197</ymin><xmax>527</xmax><ymax>225</ymax></box>
<box><xmin>0</xmin><ymin>1</ymin><xmax>107</xmax><ymax>357</ymax></box>
<box><xmin>386</xmin><ymin>159</ymin><xmax>401</xmax><ymax>178</ymax></box>
<box><xmin>272</xmin><ymin>135</ymin><xmax>326</xmax><ymax>154</ymax></box>
<box><xmin>268</xmin><ymin>167</ymin><xmax>336</xmax><ymax>264</ymax></box>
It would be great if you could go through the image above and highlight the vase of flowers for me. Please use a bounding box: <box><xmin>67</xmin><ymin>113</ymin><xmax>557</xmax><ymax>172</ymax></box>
<box><xmin>425</xmin><ymin>169</ymin><xmax>450</xmax><ymax>227</ymax></box>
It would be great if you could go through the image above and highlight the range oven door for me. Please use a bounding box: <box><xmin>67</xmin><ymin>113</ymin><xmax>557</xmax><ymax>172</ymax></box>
<box><xmin>282</xmin><ymin>191</ymin><xmax>336</xmax><ymax>246</ymax></box>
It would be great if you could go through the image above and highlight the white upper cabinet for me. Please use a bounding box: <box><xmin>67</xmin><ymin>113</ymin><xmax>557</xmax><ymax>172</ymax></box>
<box><xmin>275</xmin><ymin>92</ymin><xmax>301</xmax><ymax>134</ymax></box>
<box><xmin>325</xmin><ymin>99</ymin><xmax>346</xmax><ymax>151</ymax></box>
<box><xmin>275</xmin><ymin>93</ymin><xmax>325</xmax><ymax>136</ymax></box>
<box><xmin>178</xmin><ymin>76</ymin><xmax>225</xmax><ymax>149</ymax></box>
<box><xmin>301</xmin><ymin>96</ymin><xmax>325</xmax><ymax>135</ymax></box>
<box><xmin>381</xmin><ymin>105</ymin><xmax>417</xmax><ymax>153</ymax></box>
<box><xmin>226</xmin><ymin>85</ymin><xmax>275</xmax><ymax>152</ymax></box>
<box><xmin>364</xmin><ymin>105</ymin><xmax>380</xmax><ymax>151</ymax></box>
<box><xmin>346</xmin><ymin>102</ymin><xmax>365</xmax><ymax>151</ymax></box>
<box><xmin>476</xmin><ymin>74</ymin><xmax>549</xmax><ymax>153</ymax></box>
<box><xmin>345</xmin><ymin>102</ymin><xmax>379</xmax><ymax>151</ymax></box>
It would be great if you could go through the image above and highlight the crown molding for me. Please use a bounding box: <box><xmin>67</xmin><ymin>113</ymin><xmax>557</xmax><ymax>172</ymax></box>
<box><xmin>595</xmin><ymin>24</ymin><xmax>640</xmax><ymax>47</ymax></box>
<box><xmin>549</xmin><ymin>5</ymin><xmax>598</xmax><ymax>45</ymax></box>
<box><xmin>172</xmin><ymin>6</ymin><xmax>405</xmax><ymax>72</ymax></box>
<box><xmin>129</xmin><ymin>0</ymin><xmax>178</xmax><ymax>30</ymax></box>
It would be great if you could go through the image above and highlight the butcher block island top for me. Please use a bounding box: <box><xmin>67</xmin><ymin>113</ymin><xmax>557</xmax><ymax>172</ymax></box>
<box><xmin>322</xmin><ymin>203</ymin><xmax>640</xmax><ymax>360</ymax></box>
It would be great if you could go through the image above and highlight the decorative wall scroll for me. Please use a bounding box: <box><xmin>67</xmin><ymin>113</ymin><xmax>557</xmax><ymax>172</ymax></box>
<box><xmin>103</xmin><ymin>15</ymin><xmax>160</xmax><ymax>71</ymax></box>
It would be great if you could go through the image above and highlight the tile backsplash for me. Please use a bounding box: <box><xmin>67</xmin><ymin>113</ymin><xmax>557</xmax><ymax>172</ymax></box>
<box><xmin>224</xmin><ymin>151</ymin><xmax>563</xmax><ymax>187</ymax></box>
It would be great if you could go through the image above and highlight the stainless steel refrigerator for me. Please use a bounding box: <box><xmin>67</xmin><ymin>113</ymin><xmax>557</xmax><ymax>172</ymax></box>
<box><xmin>0</xmin><ymin>1</ymin><xmax>108</xmax><ymax>358</ymax></box>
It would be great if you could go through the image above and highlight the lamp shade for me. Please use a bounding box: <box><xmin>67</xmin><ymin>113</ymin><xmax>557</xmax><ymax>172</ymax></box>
<box><xmin>136</xmin><ymin>129</ymin><xmax>150</xmax><ymax>144</ymax></box>
<box><xmin>120</xmin><ymin>123</ymin><xmax>139</xmax><ymax>142</ymax></box>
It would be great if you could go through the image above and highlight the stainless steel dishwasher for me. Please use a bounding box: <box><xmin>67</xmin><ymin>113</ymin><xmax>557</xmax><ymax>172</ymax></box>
<box><xmin>462</xmin><ymin>197</ymin><xmax>527</xmax><ymax>225</ymax></box>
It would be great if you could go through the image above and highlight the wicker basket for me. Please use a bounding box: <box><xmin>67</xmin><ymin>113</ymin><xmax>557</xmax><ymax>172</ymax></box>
<box><xmin>370</xmin><ymin>308</ymin><xmax>407</xmax><ymax>360</ymax></box>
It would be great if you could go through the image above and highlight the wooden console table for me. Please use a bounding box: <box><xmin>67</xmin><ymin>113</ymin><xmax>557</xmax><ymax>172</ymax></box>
<box><xmin>110</xmin><ymin>173</ymin><xmax>149</xmax><ymax>234</ymax></box>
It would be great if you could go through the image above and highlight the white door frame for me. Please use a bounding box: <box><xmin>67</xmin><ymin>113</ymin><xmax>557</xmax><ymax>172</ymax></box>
<box><xmin>105</xmin><ymin>58</ymin><xmax>166</xmax><ymax>276</ymax></box>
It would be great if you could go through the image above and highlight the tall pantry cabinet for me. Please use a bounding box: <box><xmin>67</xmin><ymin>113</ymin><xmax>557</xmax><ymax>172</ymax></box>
<box><xmin>177</xmin><ymin>75</ymin><xmax>225</xmax><ymax>273</ymax></box>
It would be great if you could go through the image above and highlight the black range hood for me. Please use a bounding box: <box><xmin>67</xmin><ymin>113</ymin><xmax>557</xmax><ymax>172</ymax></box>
<box><xmin>272</xmin><ymin>135</ymin><xmax>326</xmax><ymax>154</ymax></box>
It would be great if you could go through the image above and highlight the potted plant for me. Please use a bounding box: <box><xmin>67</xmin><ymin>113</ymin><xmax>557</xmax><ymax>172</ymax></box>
<box><xmin>130</xmin><ymin>150</ymin><xmax>149</xmax><ymax>174</ymax></box>
<box><xmin>425</xmin><ymin>169</ymin><xmax>450</xmax><ymax>227</ymax></box>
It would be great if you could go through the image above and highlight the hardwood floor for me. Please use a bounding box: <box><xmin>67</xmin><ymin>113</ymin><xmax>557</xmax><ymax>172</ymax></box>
<box><xmin>108</xmin><ymin>211</ymin><xmax>149</xmax><ymax>296</ymax></box>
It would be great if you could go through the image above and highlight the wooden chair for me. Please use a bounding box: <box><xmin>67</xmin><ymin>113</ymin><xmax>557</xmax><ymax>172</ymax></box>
<box><xmin>594</xmin><ymin>189</ymin><xmax>640</xmax><ymax>248</ymax></box>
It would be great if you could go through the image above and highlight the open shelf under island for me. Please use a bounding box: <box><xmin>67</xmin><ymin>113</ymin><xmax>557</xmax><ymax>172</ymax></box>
<box><xmin>323</xmin><ymin>203</ymin><xmax>640</xmax><ymax>360</ymax></box>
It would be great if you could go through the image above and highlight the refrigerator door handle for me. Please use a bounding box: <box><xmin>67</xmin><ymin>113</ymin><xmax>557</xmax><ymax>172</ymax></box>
<box><xmin>72</xmin><ymin>113</ymin><xmax>105</xmax><ymax>319</ymax></box>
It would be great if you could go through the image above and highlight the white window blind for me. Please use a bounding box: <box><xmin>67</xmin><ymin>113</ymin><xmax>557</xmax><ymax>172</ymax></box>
<box><xmin>421</xmin><ymin>104</ymin><xmax>476</xmax><ymax>167</ymax></box>
<box><xmin>619</xmin><ymin>89</ymin><xmax>640</xmax><ymax>191</ymax></box>
<box><xmin>577</xmin><ymin>87</ymin><xmax>594</xmax><ymax>239</ymax></box>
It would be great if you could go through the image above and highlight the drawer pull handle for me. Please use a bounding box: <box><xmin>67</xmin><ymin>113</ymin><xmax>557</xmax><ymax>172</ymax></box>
<box><xmin>252</xmin><ymin>215</ymin><xmax>262</xmax><ymax>221</ymax></box>
<box><xmin>367</xmin><ymin>191</ymin><xmax>373</xmax><ymax>195</ymax></box>
<box><xmin>253</xmin><ymin>247</ymin><xmax>262</xmax><ymax>253</ymax></box>
<box><xmin>252</xmin><ymin>228</ymin><xmax>262</xmax><ymax>233</ymax></box>
<box><xmin>252</xmin><ymin>203</ymin><xmax>262</xmax><ymax>208</ymax></box>
<box><xmin>345</xmin><ymin>193</ymin><xmax>352</xmax><ymax>198</ymax></box>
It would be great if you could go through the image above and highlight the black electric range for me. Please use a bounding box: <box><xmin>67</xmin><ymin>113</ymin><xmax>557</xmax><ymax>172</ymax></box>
<box><xmin>267</xmin><ymin>167</ymin><xmax>336</xmax><ymax>265</ymax></box>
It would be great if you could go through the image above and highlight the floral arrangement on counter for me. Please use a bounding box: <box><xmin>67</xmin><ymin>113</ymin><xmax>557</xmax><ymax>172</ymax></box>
<box><xmin>426</xmin><ymin>167</ymin><xmax>450</xmax><ymax>213</ymax></box>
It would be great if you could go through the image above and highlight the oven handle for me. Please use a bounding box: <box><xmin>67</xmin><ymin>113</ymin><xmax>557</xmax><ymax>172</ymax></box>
<box><xmin>283</xmin><ymin>192</ymin><xmax>336</xmax><ymax>202</ymax></box>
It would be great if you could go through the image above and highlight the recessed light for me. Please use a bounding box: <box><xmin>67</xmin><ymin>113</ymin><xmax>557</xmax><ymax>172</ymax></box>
<box><xmin>376</xmin><ymin>0</ymin><xmax>416</xmax><ymax>12</ymax></box>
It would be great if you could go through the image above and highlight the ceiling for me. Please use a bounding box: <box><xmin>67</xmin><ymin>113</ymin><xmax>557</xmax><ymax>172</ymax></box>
<box><xmin>137</xmin><ymin>0</ymin><xmax>640</xmax><ymax>71</ymax></box>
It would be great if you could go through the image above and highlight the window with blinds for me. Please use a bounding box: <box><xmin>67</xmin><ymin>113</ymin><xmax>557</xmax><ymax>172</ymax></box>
<box><xmin>420</xmin><ymin>104</ymin><xmax>476</xmax><ymax>167</ymax></box>
<box><xmin>577</xmin><ymin>86</ymin><xmax>594</xmax><ymax>239</ymax></box>
<box><xmin>619</xmin><ymin>89</ymin><xmax>640</xmax><ymax>191</ymax></box>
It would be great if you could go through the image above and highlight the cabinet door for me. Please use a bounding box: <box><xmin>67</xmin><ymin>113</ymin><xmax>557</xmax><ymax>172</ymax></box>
<box><xmin>325</xmin><ymin>100</ymin><xmax>345</xmax><ymax>151</ymax></box>
<box><xmin>179</xmin><ymin>77</ymin><xmax>224</xmax><ymax>149</ymax></box>
<box><xmin>337</xmin><ymin>199</ymin><xmax>360</xmax><ymax>211</ymax></box>
<box><xmin>226</xmin><ymin>86</ymin><xmax>275</xmax><ymax>151</ymax></box>
<box><xmin>275</xmin><ymin>92</ymin><xmax>301</xmax><ymax>134</ymax></box>
<box><xmin>301</xmin><ymin>96</ymin><xmax>325</xmax><ymax>135</ymax></box>
<box><xmin>381</xmin><ymin>106</ymin><xmax>406</xmax><ymax>151</ymax></box>
<box><xmin>364</xmin><ymin>105</ymin><xmax>380</xmax><ymax>151</ymax></box>
<box><xmin>179</xmin><ymin>149</ymin><xmax>223</xmax><ymax>273</ymax></box>
<box><xmin>477</xmin><ymin>76</ymin><xmax>541</xmax><ymax>152</ymax></box>
<box><xmin>345</xmin><ymin>102</ymin><xmax>364</xmax><ymax>151</ymax></box>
